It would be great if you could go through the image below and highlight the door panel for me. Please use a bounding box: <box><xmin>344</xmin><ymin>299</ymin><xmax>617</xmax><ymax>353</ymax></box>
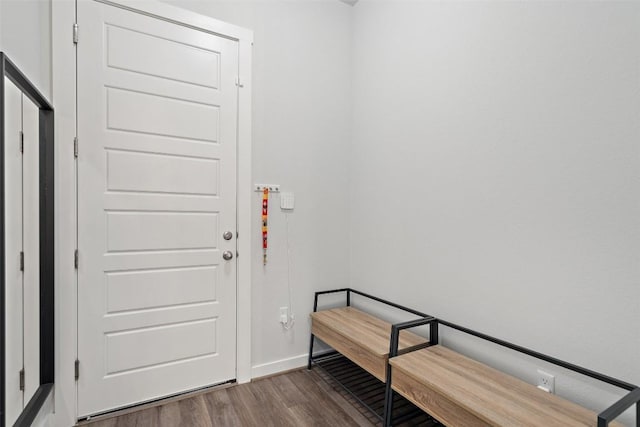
<box><xmin>105</xmin><ymin>24</ymin><xmax>221</xmax><ymax>89</ymax></box>
<box><xmin>106</xmin><ymin>266</ymin><xmax>217</xmax><ymax>312</ymax></box>
<box><xmin>105</xmin><ymin>211</ymin><xmax>218</xmax><ymax>251</ymax></box>
<box><xmin>4</xmin><ymin>77</ymin><xmax>24</xmax><ymax>426</ymax></box>
<box><xmin>22</xmin><ymin>95</ymin><xmax>40</xmax><ymax>403</ymax></box>
<box><xmin>105</xmin><ymin>319</ymin><xmax>217</xmax><ymax>374</ymax></box>
<box><xmin>77</xmin><ymin>1</ymin><xmax>238</xmax><ymax>416</ymax></box>
<box><xmin>105</xmin><ymin>150</ymin><xmax>220</xmax><ymax>195</ymax></box>
<box><xmin>106</xmin><ymin>87</ymin><xmax>220</xmax><ymax>142</ymax></box>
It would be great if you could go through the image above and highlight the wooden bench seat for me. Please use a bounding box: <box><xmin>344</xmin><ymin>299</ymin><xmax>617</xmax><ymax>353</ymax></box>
<box><xmin>310</xmin><ymin>307</ymin><xmax>428</xmax><ymax>382</ymax></box>
<box><xmin>389</xmin><ymin>345</ymin><xmax>623</xmax><ymax>427</ymax></box>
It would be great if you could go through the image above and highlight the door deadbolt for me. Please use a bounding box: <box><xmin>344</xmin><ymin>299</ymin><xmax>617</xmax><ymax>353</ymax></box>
<box><xmin>222</xmin><ymin>250</ymin><xmax>234</xmax><ymax>261</ymax></box>
<box><xmin>223</xmin><ymin>231</ymin><xmax>233</xmax><ymax>240</ymax></box>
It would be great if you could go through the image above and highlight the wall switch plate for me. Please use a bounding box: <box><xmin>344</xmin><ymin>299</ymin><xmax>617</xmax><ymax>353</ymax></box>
<box><xmin>537</xmin><ymin>370</ymin><xmax>555</xmax><ymax>394</ymax></box>
<box><xmin>281</xmin><ymin>192</ymin><xmax>295</xmax><ymax>210</ymax></box>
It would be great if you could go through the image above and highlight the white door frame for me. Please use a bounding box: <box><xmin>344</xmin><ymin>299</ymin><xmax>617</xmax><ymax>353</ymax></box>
<box><xmin>52</xmin><ymin>1</ymin><xmax>252</xmax><ymax>424</ymax></box>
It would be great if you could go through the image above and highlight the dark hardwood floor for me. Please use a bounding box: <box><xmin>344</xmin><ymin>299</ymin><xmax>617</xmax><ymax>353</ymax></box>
<box><xmin>79</xmin><ymin>367</ymin><xmax>436</xmax><ymax>426</ymax></box>
<box><xmin>79</xmin><ymin>369</ymin><xmax>374</xmax><ymax>427</ymax></box>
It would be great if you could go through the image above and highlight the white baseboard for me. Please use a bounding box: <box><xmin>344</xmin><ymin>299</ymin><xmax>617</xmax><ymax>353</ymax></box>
<box><xmin>251</xmin><ymin>353</ymin><xmax>309</xmax><ymax>379</ymax></box>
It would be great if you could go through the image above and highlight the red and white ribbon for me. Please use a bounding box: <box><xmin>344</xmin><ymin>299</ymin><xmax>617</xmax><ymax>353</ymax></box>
<box><xmin>262</xmin><ymin>188</ymin><xmax>269</xmax><ymax>265</ymax></box>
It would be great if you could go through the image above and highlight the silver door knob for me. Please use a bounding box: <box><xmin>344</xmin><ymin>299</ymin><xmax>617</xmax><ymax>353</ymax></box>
<box><xmin>222</xmin><ymin>250</ymin><xmax>234</xmax><ymax>261</ymax></box>
<box><xmin>223</xmin><ymin>231</ymin><xmax>233</xmax><ymax>240</ymax></box>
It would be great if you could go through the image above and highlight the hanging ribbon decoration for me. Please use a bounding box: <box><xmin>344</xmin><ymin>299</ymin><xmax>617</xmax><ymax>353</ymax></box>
<box><xmin>262</xmin><ymin>188</ymin><xmax>269</xmax><ymax>265</ymax></box>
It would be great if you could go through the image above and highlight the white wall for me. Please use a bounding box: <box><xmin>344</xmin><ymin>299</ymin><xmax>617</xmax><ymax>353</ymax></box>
<box><xmin>350</xmin><ymin>1</ymin><xmax>639</xmax><ymax>423</ymax></box>
<box><xmin>159</xmin><ymin>0</ymin><xmax>354</xmax><ymax>375</ymax></box>
<box><xmin>0</xmin><ymin>0</ymin><xmax>52</xmax><ymax>100</ymax></box>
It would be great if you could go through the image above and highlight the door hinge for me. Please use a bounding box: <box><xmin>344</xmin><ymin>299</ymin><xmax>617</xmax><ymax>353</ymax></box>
<box><xmin>74</xmin><ymin>359</ymin><xmax>80</xmax><ymax>380</ymax></box>
<box><xmin>235</xmin><ymin>76</ymin><xmax>244</xmax><ymax>88</ymax></box>
<box><xmin>73</xmin><ymin>23</ymin><xmax>79</xmax><ymax>44</ymax></box>
<box><xmin>19</xmin><ymin>131</ymin><xmax>24</xmax><ymax>154</ymax></box>
<box><xmin>19</xmin><ymin>369</ymin><xmax>25</xmax><ymax>391</ymax></box>
<box><xmin>19</xmin><ymin>251</ymin><xmax>24</xmax><ymax>272</ymax></box>
<box><xmin>74</xmin><ymin>249</ymin><xmax>79</xmax><ymax>269</ymax></box>
<box><xmin>74</xmin><ymin>137</ymin><xmax>78</xmax><ymax>158</ymax></box>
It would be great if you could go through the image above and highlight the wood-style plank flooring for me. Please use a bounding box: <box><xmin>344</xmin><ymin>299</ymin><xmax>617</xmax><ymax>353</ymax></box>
<box><xmin>80</xmin><ymin>368</ymin><xmax>389</xmax><ymax>427</ymax></box>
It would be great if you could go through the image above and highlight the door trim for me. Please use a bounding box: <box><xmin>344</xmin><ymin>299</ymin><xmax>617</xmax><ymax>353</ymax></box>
<box><xmin>52</xmin><ymin>1</ymin><xmax>253</xmax><ymax>424</ymax></box>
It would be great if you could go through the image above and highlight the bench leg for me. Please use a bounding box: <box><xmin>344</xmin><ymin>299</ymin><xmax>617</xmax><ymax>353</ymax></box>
<box><xmin>383</xmin><ymin>367</ymin><xmax>395</xmax><ymax>427</ymax></box>
<box><xmin>307</xmin><ymin>333</ymin><xmax>315</xmax><ymax>370</ymax></box>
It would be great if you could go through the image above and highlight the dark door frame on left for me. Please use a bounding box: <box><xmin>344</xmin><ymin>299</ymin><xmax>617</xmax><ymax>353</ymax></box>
<box><xmin>0</xmin><ymin>52</ymin><xmax>55</xmax><ymax>427</ymax></box>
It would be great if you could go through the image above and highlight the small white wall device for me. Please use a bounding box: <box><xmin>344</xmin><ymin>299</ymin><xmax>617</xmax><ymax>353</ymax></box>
<box><xmin>280</xmin><ymin>192</ymin><xmax>295</xmax><ymax>210</ymax></box>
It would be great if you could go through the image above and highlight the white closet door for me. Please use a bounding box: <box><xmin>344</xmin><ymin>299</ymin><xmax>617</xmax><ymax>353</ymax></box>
<box><xmin>77</xmin><ymin>1</ymin><xmax>239</xmax><ymax>416</ymax></box>
<box><xmin>22</xmin><ymin>95</ymin><xmax>40</xmax><ymax>403</ymax></box>
<box><xmin>4</xmin><ymin>77</ymin><xmax>24</xmax><ymax>426</ymax></box>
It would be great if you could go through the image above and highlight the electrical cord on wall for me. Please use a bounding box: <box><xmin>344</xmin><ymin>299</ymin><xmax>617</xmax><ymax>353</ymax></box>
<box><xmin>282</xmin><ymin>211</ymin><xmax>295</xmax><ymax>330</ymax></box>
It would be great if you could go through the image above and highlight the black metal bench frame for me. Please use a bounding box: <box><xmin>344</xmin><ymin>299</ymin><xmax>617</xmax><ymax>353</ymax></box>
<box><xmin>308</xmin><ymin>288</ymin><xmax>639</xmax><ymax>426</ymax></box>
<box><xmin>308</xmin><ymin>288</ymin><xmax>437</xmax><ymax>425</ymax></box>
<box><xmin>386</xmin><ymin>317</ymin><xmax>640</xmax><ymax>427</ymax></box>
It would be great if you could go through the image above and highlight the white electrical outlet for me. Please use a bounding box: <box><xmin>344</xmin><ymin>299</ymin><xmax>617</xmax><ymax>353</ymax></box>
<box><xmin>537</xmin><ymin>370</ymin><xmax>555</xmax><ymax>394</ymax></box>
<box><xmin>279</xmin><ymin>307</ymin><xmax>289</xmax><ymax>324</ymax></box>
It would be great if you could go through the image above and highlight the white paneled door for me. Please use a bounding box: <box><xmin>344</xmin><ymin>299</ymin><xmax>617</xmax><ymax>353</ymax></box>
<box><xmin>77</xmin><ymin>1</ymin><xmax>238</xmax><ymax>416</ymax></box>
